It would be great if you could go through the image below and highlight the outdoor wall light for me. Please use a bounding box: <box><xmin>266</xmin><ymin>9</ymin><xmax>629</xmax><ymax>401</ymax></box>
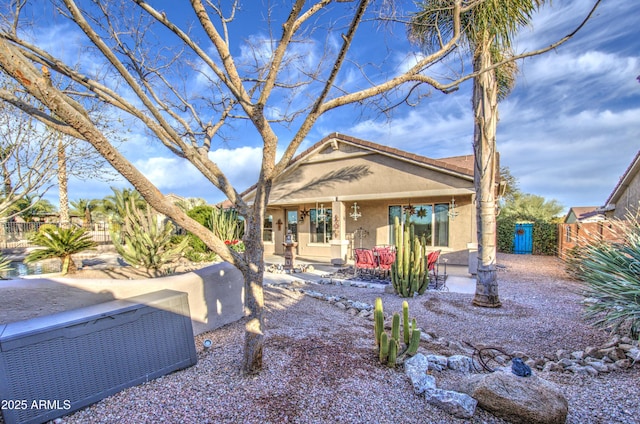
<box><xmin>276</xmin><ymin>219</ymin><xmax>283</xmax><ymax>231</ymax></box>
<box><xmin>203</xmin><ymin>339</ymin><xmax>212</xmax><ymax>349</ymax></box>
<box><xmin>350</xmin><ymin>202</ymin><xmax>362</xmax><ymax>221</ymax></box>
<box><xmin>448</xmin><ymin>197</ymin><xmax>459</xmax><ymax>221</ymax></box>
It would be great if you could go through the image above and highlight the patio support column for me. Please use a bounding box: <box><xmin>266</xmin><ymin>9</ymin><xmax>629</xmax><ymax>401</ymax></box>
<box><xmin>330</xmin><ymin>200</ymin><xmax>349</xmax><ymax>265</ymax></box>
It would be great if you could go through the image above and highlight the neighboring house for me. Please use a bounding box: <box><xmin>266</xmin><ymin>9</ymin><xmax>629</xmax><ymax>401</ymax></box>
<box><xmin>558</xmin><ymin>206</ymin><xmax>614</xmax><ymax>258</ymax></box>
<box><xmin>602</xmin><ymin>150</ymin><xmax>640</xmax><ymax>220</ymax></box>
<box><xmin>243</xmin><ymin>133</ymin><xmax>482</xmax><ymax>265</ymax></box>
<box><xmin>563</xmin><ymin>206</ymin><xmax>605</xmax><ymax>224</ymax></box>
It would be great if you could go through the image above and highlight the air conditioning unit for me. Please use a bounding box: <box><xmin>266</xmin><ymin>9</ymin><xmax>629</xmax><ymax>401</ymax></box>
<box><xmin>0</xmin><ymin>290</ymin><xmax>197</xmax><ymax>424</ymax></box>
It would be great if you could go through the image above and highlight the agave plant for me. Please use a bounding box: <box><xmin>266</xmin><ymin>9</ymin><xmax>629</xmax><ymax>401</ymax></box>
<box><xmin>26</xmin><ymin>226</ymin><xmax>97</xmax><ymax>274</ymax></box>
<box><xmin>111</xmin><ymin>199</ymin><xmax>188</xmax><ymax>276</ymax></box>
<box><xmin>574</xmin><ymin>212</ymin><xmax>640</xmax><ymax>339</ymax></box>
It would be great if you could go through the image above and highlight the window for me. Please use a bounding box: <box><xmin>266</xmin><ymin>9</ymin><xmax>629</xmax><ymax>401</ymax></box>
<box><xmin>389</xmin><ymin>204</ymin><xmax>449</xmax><ymax>247</ymax></box>
<box><xmin>263</xmin><ymin>215</ymin><xmax>273</xmax><ymax>242</ymax></box>
<box><xmin>310</xmin><ymin>208</ymin><xmax>332</xmax><ymax>243</ymax></box>
<box><xmin>565</xmin><ymin>225</ymin><xmax>572</xmax><ymax>243</ymax></box>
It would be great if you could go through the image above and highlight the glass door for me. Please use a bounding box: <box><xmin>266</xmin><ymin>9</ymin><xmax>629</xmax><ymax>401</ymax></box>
<box><xmin>286</xmin><ymin>210</ymin><xmax>298</xmax><ymax>243</ymax></box>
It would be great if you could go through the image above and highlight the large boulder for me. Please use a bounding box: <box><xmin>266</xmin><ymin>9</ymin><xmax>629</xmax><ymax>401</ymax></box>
<box><xmin>458</xmin><ymin>370</ymin><xmax>568</xmax><ymax>424</ymax></box>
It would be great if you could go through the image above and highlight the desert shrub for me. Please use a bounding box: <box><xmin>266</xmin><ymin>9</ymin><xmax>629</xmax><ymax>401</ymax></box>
<box><xmin>111</xmin><ymin>200</ymin><xmax>188</xmax><ymax>276</ymax></box>
<box><xmin>185</xmin><ymin>205</ymin><xmax>245</xmax><ymax>254</ymax></box>
<box><xmin>572</xmin><ymin>214</ymin><xmax>640</xmax><ymax>339</ymax></box>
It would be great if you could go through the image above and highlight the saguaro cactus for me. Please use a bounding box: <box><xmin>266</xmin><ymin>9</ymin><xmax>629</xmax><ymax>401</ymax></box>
<box><xmin>391</xmin><ymin>212</ymin><xmax>429</xmax><ymax>297</ymax></box>
<box><xmin>374</xmin><ymin>297</ymin><xmax>422</xmax><ymax>367</ymax></box>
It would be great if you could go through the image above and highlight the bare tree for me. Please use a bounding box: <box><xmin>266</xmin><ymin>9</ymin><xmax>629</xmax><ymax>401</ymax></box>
<box><xmin>0</xmin><ymin>80</ymin><xmax>58</xmax><ymax>219</ymax></box>
<box><xmin>0</xmin><ymin>0</ymin><xmax>597</xmax><ymax>374</ymax></box>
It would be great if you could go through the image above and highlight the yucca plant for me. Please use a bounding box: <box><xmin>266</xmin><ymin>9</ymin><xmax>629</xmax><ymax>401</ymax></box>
<box><xmin>574</xmin><ymin>212</ymin><xmax>640</xmax><ymax>339</ymax></box>
<box><xmin>26</xmin><ymin>226</ymin><xmax>97</xmax><ymax>274</ymax></box>
<box><xmin>111</xmin><ymin>199</ymin><xmax>188</xmax><ymax>276</ymax></box>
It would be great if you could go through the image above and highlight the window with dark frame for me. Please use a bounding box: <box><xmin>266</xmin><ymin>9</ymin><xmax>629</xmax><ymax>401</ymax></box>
<box><xmin>388</xmin><ymin>204</ymin><xmax>449</xmax><ymax>247</ymax></box>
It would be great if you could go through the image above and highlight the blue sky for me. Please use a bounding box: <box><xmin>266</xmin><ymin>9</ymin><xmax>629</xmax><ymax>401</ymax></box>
<box><xmin>41</xmin><ymin>0</ymin><xmax>639</xmax><ymax>214</ymax></box>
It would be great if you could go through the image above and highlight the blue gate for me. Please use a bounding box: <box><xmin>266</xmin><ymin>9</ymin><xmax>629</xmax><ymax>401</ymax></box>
<box><xmin>513</xmin><ymin>223</ymin><xmax>533</xmax><ymax>254</ymax></box>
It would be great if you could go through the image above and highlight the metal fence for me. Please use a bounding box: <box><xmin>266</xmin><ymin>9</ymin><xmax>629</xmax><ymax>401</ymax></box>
<box><xmin>0</xmin><ymin>222</ymin><xmax>113</xmax><ymax>249</ymax></box>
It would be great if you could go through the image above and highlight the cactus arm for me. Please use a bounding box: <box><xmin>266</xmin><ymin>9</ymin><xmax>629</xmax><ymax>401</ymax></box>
<box><xmin>388</xmin><ymin>337</ymin><xmax>398</xmax><ymax>367</ymax></box>
<box><xmin>391</xmin><ymin>313</ymin><xmax>400</xmax><ymax>342</ymax></box>
<box><xmin>406</xmin><ymin>329</ymin><xmax>421</xmax><ymax>356</ymax></box>
<box><xmin>379</xmin><ymin>332</ymin><xmax>389</xmax><ymax>363</ymax></box>
<box><xmin>402</xmin><ymin>301</ymin><xmax>410</xmax><ymax>345</ymax></box>
<box><xmin>374</xmin><ymin>297</ymin><xmax>384</xmax><ymax>346</ymax></box>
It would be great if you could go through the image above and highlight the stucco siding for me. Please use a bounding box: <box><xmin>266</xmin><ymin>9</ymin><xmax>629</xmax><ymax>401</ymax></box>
<box><xmin>268</xmin><ymin>146</ymin><xmax>473</xmax><ymax>204</ymax></box>
<box><xmin>612</xmin><ymin>168</ymin><xmax>640</xmax><ymax>220</ymax></box>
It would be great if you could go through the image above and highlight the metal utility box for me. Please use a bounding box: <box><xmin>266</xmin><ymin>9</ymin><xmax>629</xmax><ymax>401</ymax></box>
<box><xmin>0</xmin><ymin>289</ymin><xmax>197</xmax><ymax>424</ymax></box>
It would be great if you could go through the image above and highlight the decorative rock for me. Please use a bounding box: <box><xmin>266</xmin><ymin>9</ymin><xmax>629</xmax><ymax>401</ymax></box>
<box><xmin>335</xmin><ymin>302</ymin><xmax>347</xmax><ymax>310</ymax></box>
<box><xmin>511</xmin><ymin>351</ymin><xmax>527</xmax><ymax>360</ymax></box>
<box><xmin>600</xmin><ymin>347</ymin><xmax>626</xmax><ymax>362</ymax></box>
<box><xmin>424</xmin><ymin>388</ymin><xmax>477</xmax><ymax>419</ymax></box>
<box><xmin>542</xmin><ymin>362</ymin><xmax>563</xmax><ymax>372</ymax></box>
<box><xmin>615</xmin><ymin>359</ymin><xmax>631</xmax><ymax>369</ymax></box>
<box><xmin>459</xmin><ymin>370</ymin><xmax>568</xmax><ymax>424</ymax></box>
<box><xmin>557</xmin><ymin>358</ymin><xmax>574</xmax><ymax>369</ymax></box>
<box><xmin>626</xmin><ymin>347</ymin><xmax>640</xmax><ymax>362</ymax></box>
<box><xmin>419</xmin><ymin>331</ymin><xmax>434</xmax><ymax>342</ymax></box>
<box><xmin>404</xmin><ymin>354</ymin><xmax>437</xmax><ymax>394</ymax></box>
<box><xmin>583</xmin><ymin>346</ymin><xmax>602</xmax><ymax>359</ymax></box>
<box><xmin>602</xmin><ymin>335</ymin><xmax>621</xmax><ymax>349</ymax></box>
<box><xmin>555</xmin><ymin>349</ymin><xmax>569</xmax><ymax>360</ymax></box>
<box><xmin>384</xmin><ymin>285</ymin><xmax>395</xmax><ymax>294</ymax></box>
<box><xmin>570</xmin><ymin>351</ymin><xmax>584</xmax><ymax>360</ymax></box>
<box><xmin>349</xmin><ymin>301</ymin><xmax>371</xmax><ymax>311</ymax></box>
<box><xmin>347</xmin><ymin>308</ymin><xmax>358</xmax><ymax>316</ymax></box>
<box><xmin>447</xmin><ymin>355</ymin><xmax>474</xmax><ymax>373</ymax></box>
<box><xmin>426</xmin><ymin>354</ymin><xmax>449</xmax><ymax>371</ymax></box>
<box><xmin>584</xmin><ymin>359</ymin><xmax>609</xmax><ymax>373</ymax></box>
<box><xmin>356</xmin><ymin>309</ymin><xmax>370</xmax><ymax>318</ymax></box>
<box><xmin>525</xmin><ymin>359</ymin><xmax>538</xmax><ymax>369</ymax></box>
<box><xmin>619</xmin><ymin>343</ymin><xmax>634</xmax><ymax>352</ymax></box>
<box><xmin>567</xmin><ymin>365</ymin><xmax>598</xmax><ymax>377</ymax></box>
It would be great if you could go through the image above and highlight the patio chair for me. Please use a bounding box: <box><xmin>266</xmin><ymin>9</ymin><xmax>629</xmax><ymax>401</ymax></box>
<box><xmin>374</xmin><ymin>246</ymin><xmax>396</xmax><ymax>279</ymax></box>
<box><xmin>427</xmin><ymin>250</ymin><xmax>448</xmax><ymax>291</ymax></box>
<box><xmin>354</xmin><ymin>248</ymin><xmax>377</xmax><ymax>278</ymax></box>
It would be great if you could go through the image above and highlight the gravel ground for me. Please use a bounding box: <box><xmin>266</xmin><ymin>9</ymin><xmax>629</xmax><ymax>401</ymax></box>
<box><xmin>6</xmin><ymin>253</ymin><xmax>640</xmax><ymax>424</ymax></box>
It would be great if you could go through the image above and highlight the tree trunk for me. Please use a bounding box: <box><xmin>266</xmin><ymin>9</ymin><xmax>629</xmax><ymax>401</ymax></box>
<box><xmin>472</xmin><ymin>38</ymin><xmax>501</xmax><ymax>308</ymax></box>
<box><xmin>241</xmin><ymin>181</ymin><xmax>270</xmax><ymax>374</ymax></box>
<box><xmin>57</xmin><ymin>138</ymin><xmax>70</xmax><ymax>228</ymax></box>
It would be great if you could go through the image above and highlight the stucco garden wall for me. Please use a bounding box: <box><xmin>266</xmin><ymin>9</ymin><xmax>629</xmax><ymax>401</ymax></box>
<box><xmin>0</xmin><ymin>262</ymin><xmax>245</xmax><ymax>336</ymax></box>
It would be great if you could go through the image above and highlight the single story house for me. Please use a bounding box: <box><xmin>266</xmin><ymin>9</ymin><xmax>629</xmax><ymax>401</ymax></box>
<box><xmin>244</xmin><ymin>133</ymin><xmax>482</xmax><ymax>265</ymax></box>
<box><xmin>563</xmin><ymin>206</ymin><xmax>606</xmax><ymax>224</ymax></box>
<box><xmin>558</xmin><ymin>206</ymin><xmax>615</xmax><ymax>258</ymax></box>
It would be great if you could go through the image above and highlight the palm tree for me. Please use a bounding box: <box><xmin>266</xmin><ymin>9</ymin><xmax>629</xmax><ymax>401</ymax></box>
<box><xmin>25</xmin><ymin>226</ymin><xmax>97</xmax><ymax>274</ymax></box>
<box><xmin>70</xmin><ymin>198</ymin><xmax>100</xmax><ymax>228</ymax></box>
<box><xmin>9</xmin><ymin>195</ymin><xmax>57</xmax><ymax>222</ymax></box>
<box><xmin>411</xmin><ymin>0</ymin><xmax>542</xmax><ymax>307</ymax></box>
<box><xmin>101</xmin><ymin>187</ymin><xmax>147</xmax><ymax>225</ymax></box>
